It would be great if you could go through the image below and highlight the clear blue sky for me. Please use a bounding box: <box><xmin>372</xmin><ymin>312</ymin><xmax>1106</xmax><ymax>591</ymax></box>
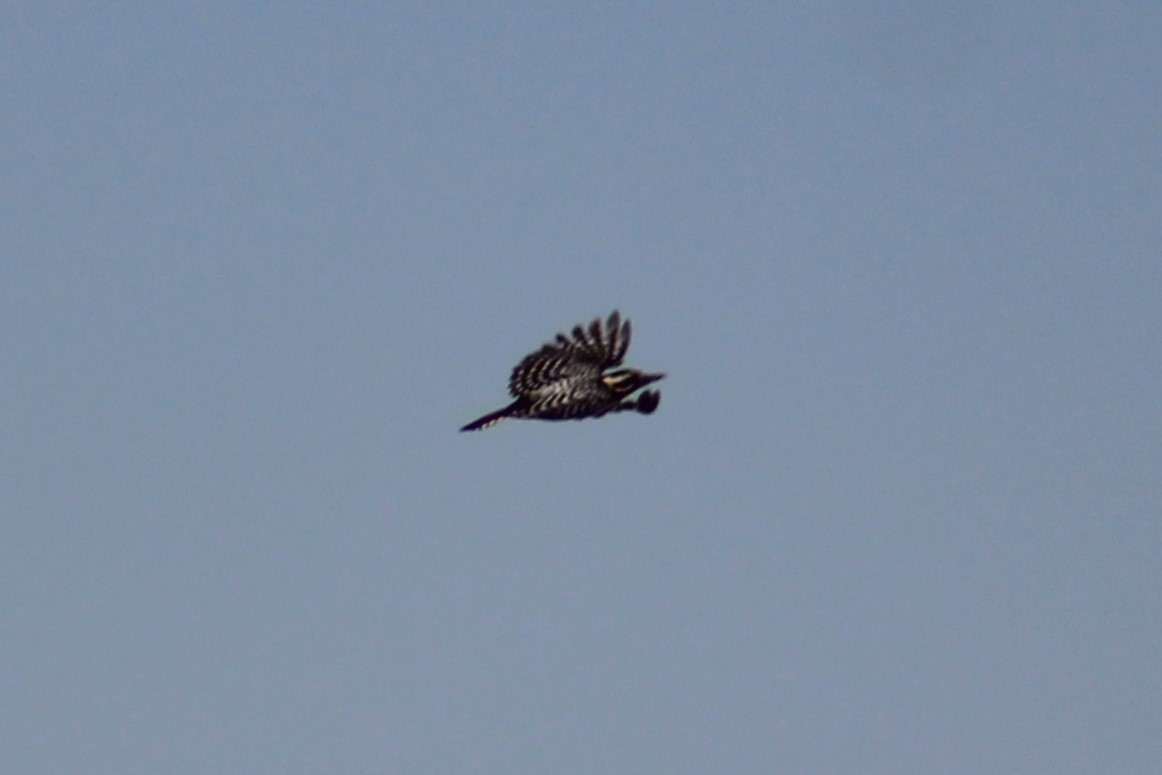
<box><xmin>3</xmin><ymin>3</ymin><xmax>1160</xmax><ymax>773</ymax></box>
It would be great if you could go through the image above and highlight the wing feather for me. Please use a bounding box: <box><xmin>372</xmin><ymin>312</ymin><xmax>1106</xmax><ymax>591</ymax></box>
<box><xmin>605</xmin><ymin>311</ymin><xmax>632</xmax><ymax>366</ymax></box>
<box><xmin>588</xmin><ymin>317</ymin><xmax>603</xmax><ymax>349</ymax></box>
<box><xmin>506</xmin><ymin>312</ymin><xmax>631</xmax><ymax>398</ymax></box>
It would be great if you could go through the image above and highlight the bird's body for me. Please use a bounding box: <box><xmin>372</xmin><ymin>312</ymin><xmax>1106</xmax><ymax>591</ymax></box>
<box><xmin>460</xmin><ymin>311</ymin><xmax>665</xmax><ymax>432</ymax></box>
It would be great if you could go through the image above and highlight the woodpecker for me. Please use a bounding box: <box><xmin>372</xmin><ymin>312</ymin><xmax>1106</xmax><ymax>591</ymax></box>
<box><xmin>460</xmin><ymin>311</ymin><xmax>665</xmax><ymax>432</ymax></box>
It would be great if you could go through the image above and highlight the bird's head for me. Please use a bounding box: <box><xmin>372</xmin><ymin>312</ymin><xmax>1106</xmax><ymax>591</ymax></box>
<box><xmin>601</xmin><ymin>368</ymin><xmax>666</xmax><ymax>395</ymax></box>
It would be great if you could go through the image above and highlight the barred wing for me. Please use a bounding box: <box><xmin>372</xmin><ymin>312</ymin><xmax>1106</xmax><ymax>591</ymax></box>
<box><xmin>507</xmin><ymin>311</ymin><xmax>632</xmax><ymax>398</ymax></box>
<box><xmin>567</xmin><ymin>310</ymin><xmax>631</xmax><ymax>367</ymax></box>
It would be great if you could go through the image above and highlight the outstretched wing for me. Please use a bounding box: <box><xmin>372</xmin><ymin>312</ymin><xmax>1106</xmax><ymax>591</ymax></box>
<box><xmin>569</xmin><ymin>310</ymin><xmax>631</xmax><ymax>368</ymax></box>
<box><xmin>507</xmin><ymin>311</ymin><xmax>632</xmax><ymax>399</ymax></box>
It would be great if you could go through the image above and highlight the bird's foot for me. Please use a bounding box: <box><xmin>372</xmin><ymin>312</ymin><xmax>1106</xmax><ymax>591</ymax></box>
<box><xmin>635</xmin><ymin>390</ymin><xmax>661</xmax><ymax>415</ymax></box>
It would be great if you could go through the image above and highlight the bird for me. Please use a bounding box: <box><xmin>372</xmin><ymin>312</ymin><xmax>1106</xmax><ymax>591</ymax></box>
<box><xmin>460</xmin><ymin>311</ymin><xmax>665</xmax><ymax>432</ymax></box>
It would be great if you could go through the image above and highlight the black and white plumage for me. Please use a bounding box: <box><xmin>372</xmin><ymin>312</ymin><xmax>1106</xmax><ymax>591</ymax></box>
<box><xmin>460</xmin><ymin>311</ymin><xmax>665</xmax><ymax>432</ymax></box>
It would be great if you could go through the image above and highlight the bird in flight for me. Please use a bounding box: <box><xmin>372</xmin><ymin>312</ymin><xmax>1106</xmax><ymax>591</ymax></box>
<box><xmin>460</xmin><ymin>311</ymin><xmax>665</xmax><ymax>432</ymax></box>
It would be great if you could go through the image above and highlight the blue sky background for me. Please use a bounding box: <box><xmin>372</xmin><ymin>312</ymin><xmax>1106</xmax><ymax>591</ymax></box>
<box><xmin>3</xmin><ymin>3</ymin><xmax>1160</xmax><ymax>773</ymax></box>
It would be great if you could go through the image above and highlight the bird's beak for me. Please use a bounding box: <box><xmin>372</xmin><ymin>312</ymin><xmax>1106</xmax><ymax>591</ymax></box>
<box><xmin>641</xmin><ymin>372</ymin><xmax>666</xmax><ymax>387</ymax></box>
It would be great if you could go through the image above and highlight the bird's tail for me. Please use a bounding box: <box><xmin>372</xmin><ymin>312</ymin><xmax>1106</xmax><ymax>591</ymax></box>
<box><xmin>460</xmin><ymin>401</ymin><xmax>522</xmax><ymax>432</ymax></box>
